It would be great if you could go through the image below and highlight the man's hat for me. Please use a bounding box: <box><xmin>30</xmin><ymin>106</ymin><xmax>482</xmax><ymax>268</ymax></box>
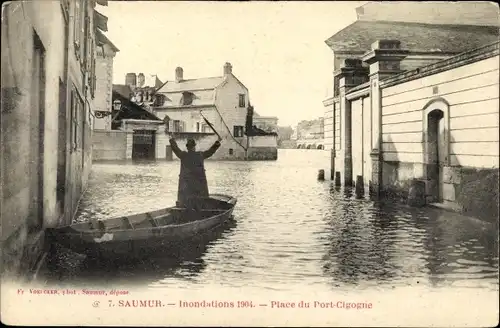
<box><xmin>186</xmin><ymin>138</ymin><xmax>196</xmax><ymax>148</ymax></box>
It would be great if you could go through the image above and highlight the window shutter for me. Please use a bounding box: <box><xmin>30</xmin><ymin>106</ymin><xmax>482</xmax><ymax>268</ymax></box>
<box><xmin>74</xmin><ymin>1</ymin><xmax>81</xmax><ymax>58</ymax></box>
<box><xmin>92</xmin><ymin>56</ymin><xmax>96</xmax><ymax>96</ymax></box>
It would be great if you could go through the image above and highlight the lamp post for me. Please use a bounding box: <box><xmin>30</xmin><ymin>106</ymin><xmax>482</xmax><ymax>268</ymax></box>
<box><xmin>113</xmin><ymin>99</ymin><xmax>121</xmax><ymax>111</ymax></box>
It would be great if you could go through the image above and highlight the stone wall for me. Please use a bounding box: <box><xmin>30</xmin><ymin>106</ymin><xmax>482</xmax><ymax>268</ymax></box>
<box><xmin>246</xmin><ymin>135</ymin><xmax>278</xmax><ymax>160</ymax></box>
<box><xmin>247</xmin><ymin>147</ymin><xmax>278</xmax><ymax>160</ymax></box>
<box><xmin>92</xmin><ymin>130</ymin><xmax>128</xmax><ymax>161</ymax></box>
<box><xmin>370</xmin><ymin>43</ymin><xmax>499</xmax><ymax>222</ymax></box>
<box><xmin>443</xmin><ymin>166</ymin><xmax>499</xmax><ymax>223</ymax></box>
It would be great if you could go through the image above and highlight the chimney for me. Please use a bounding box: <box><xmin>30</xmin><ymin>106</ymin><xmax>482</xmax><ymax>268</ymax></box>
<box><xmin>223</xmin><ymin>62</ymin><xmax>232</xmax><ymax>76</ymax></box>
<box><xmin>137</xmin><ymin>73</ymin><xmax>145</xmax><ymax>87</ymax></box>
<box><xmin>175</xmin><ymin>67</ymin><xmax>183</xmax><ymax>83</ymax></box>
<box><xmin>125</xmin><ymin>73</ymin><xmax>137</xmax><ymax>89</ymax></box>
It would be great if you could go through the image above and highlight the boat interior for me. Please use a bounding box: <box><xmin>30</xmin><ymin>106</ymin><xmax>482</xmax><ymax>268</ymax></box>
<box><xmin>74</xmin><ymin>202</ymin><xmax>232</xmax><ymax>233</ymax></box>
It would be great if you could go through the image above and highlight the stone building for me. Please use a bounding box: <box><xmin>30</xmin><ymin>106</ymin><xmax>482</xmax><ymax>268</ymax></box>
<box><xmin>92</xmin><ymin>84</ymin><xmax>163</xmax><ymax>161</ymax></box>
<box><xmin>124</xmin><ymin>72</ymin><xmax>164</xmax><ymax>113</ymax></box>
<box><xmin>1</xmin><ymin>0</ymin><xmax>109</xmax><ymax>280</ymax></box>
<box><xmin>153</xmin><ymin>63</ymin><xmax>278</xmax><ymax>160</ymax></box>
<box><xmin>295</xmin><ymin>118</ymin><xmax>325</xmax><ymax>149</ymax></box>
<box><xmin>93</xmin><ymin>65</ymin><xmax>280</xmax><ymax>162</ymax></box>
<box><xmin>322</xmin><ymin>1</ymin><xmax>499</xmax><ymax>222</ymax></box>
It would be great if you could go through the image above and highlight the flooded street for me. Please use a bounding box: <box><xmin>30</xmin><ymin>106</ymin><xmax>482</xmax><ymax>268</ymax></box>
<box><xmin>43</xmin><ymin>149</ymin><xmax>498</xmax><ymax>294</ymax></box>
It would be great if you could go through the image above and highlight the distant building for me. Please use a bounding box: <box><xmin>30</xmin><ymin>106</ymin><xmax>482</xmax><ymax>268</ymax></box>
<box><xmin>153</xmin><ymin>63</ymin><xmax>277</xmax><ymax>160</ymax></box>
<box><xmin>125</xmin><ymin>72</ymin><xmax>164</xmax><ymax>113</ymax></box>
<box><xmin>323</xmin><ymin>1</ymin><xmax>499</xmax><ymax>222</ymax></box>
<box><xmin>253</xmin><ymin>113</ymin><xmax>279</xmax><ymax>133</ymax></box>
<box><xmin>277</xmin><ymin>126</ymin><xmax>296</xmax><ymax>149</ymax></box>
<box><xmin>92</xmin><ymin>64</ymin><xmax>277</xmax><ymax>161</ymax></box>
<box><xmin>295</xmin><ymin>118</ymin><xmax>325</xmax><ymax>149</ymax></box>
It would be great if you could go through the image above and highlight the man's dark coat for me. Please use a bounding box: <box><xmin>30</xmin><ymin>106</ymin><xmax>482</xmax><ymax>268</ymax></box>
<box><xmin>169</xmin><ymin>138</ymin><xmax>221</xmax><ymax>207</ymax></box>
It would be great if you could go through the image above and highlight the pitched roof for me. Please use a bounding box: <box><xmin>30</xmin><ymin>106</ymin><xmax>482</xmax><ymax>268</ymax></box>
<box><xmin>112</xmin><ymin>90</ymin><xmax>161</xmax><ymax>121</ymax></box>
<box><xmin>139</xmin><ymin>75</ymin><xmax>163</xmax><ymax>89</ymax></box>
<box><xmin>96</xmin><ymin>28</ymin><xmax>119</xmax><ymax>52</ymax></box>
<box><xmin>94</xmin><ymin>10</ymin><xmax>108</xmax><ymax>32</ymax></box>
<box><xmin>325</xmin><ymin>20</ymin><xmax>499</xmax><ymax>53</ymax></box>
<box><xmin>159</xmin><ymin>89</ymin><xmax>216</xmax><ymax>108</ymax></box>
<box><xmin>355</xmin><ymin>2</ymin><xmax>500</xmax><ymax>27</ymax></box>
<box><xmin>112</xmin><ymin>84</ymin><xmax>133</xmax><ymax>99</ymax></box>
<box><xmin>156</xmin><ymin>76</ymin><xmax>225</xmax><ymax>93</ymax></box>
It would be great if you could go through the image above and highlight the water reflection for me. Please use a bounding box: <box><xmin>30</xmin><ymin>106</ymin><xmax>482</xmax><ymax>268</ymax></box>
<box><xmin>321</xmin><ymin>186</ymin><xmax>399</xmax><ymax>287</ymax></box>
<box><xmin>413</xmin><ymin>208</ymin><xmax>499</xmax><ymax>288</ymax></box>
<box><xmin>46</xmin><ymin>150</ymin><xmax>498</xmax><ymax>292</ymax></box>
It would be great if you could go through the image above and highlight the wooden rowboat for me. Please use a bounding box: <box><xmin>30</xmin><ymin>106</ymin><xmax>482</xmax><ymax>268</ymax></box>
<box><xmin>46</xmin><ymin>194</ymin><xmax>237</xmax><ymax>260</ymax></box>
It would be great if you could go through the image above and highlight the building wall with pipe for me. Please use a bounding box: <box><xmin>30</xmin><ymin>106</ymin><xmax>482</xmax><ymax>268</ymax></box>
<box><xmin>0</xmin><ymin>0</ymin><xmax>100</xmax><ymax>280</ymax></box>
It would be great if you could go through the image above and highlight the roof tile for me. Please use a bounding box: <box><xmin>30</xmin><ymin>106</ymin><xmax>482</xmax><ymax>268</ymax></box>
<box><xmin>157</xmin><ymin>76</ymin><xmax>225</xmax><ymax>93</ymax></box>
<box><xmin>112</xmin><ymin>84</ymin><xmax>133</xmax><ymax>99</ymax></box>
<box><xmin>325</xmin><ymin>20</ymin><xmax>499</xmax><ymax>53</ymax></box>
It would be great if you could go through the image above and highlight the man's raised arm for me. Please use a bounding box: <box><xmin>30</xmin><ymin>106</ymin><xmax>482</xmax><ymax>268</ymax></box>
<box><xmin>202</xmin><ymin>138</ymin><xmax>222</xmax><ymax>159</ymax></box>
<box><xmin>169</xmin><ymin>137</ymin><xmax>185</xmax><ymax>159</ymax></box>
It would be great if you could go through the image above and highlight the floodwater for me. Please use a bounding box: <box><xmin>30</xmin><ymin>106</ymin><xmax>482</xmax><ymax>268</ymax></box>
<box><xmin>44</xmin><ymin>149</ymin><xmax>498</xmax><ymax>293</ymax></box>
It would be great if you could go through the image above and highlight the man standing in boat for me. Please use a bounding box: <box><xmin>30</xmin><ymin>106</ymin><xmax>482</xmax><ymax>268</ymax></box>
<box><xmin>169</xmin><ymin>134</ymin><xmax>222</xmax><ymax>209</ymax></box>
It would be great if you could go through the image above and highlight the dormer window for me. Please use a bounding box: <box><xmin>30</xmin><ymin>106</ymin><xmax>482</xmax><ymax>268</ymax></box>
<box><xmin>181</xmin><ymin>92</ymin><xmax>194</xmax><ymax>106</ymax></box>
<box><xmin>154</xmin><ymin>94</ymin><xmax>165</xmax><ymax>107</ymax></box>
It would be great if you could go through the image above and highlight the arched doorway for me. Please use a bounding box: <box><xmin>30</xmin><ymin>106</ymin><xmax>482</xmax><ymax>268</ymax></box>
<box><xmin>317</xmin><ymin>144</ymin><xmax>323</xmax><ymax>150</ymax></box>
<box><xmin>424</xmin><ymin>99</ymin><xmax>449</xmax><ymax>203</ymax></box>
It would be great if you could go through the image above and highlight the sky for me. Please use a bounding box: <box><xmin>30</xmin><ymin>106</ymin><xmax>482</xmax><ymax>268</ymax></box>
<box><xmin>99</xmin><ymin>1</ymin><xmax>365</xmax><ymax>127</ymax></box>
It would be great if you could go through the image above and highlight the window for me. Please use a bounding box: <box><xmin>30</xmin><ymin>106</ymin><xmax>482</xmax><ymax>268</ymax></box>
<box><xmin>172</xmin><ymin>120</ymin><xmax>185</xmax><ymax>132</ymax></box>
<box><xmin>182</xmin><ymin>92</ymin><xmax>193</xmax><ymax>106</ymax></box>
<box><xmin>82</xmin><ymin>100</ymin><xmax>86</xmax><ymax>167</ymax></box>
<box><xmin>233</xmin><ymin>125</ymin><xmax>244</xmax><ymax>137</ymax></box>
<box><xmin>90</xmin><ymin>55</ymin><xmax>96</xmax><ymax>98</ymax></box>
<box><xmin>229</xmin><ymin>149</ymin><xmax>234</xmax><ymax>155</ymax></box>
<box><xmin>83</xmin><ymin>11</ymin><xmax>91</xmax><ymax>71</ymax></box>
<box><xmin>202</xmin><ymin>124</ymin><xmax>211</xmax><ymax>133</ymax></box>
<box><xmin>73</xmin><ymin>0</ymin><xmax>84</xmax><ymax>60</ymax></box>
<box><xmin>70</xmin><ymin>90</ymin><xmax>77</xmax><ymax>151</ymax></box>
<box><xmin>196</xmin><ymin>122</ymin><xmax>200</xmax><ymax>132</ymax></box>
<box><xmin>154</xmin><ymin>94</ymin><xmax>164</xmax><ymax>107</ymax></box>
<box><xmin>70</xmin><ymin>88</ymin><xmax>84</xmax><ymax>152</ymax></box>
<box><xmin>238</xmin><ymin>94</ymin><xmax>245</xmax><ymax>107</ymax></box>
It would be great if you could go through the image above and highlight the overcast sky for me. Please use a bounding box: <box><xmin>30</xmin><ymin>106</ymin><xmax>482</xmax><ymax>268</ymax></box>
<box><xmin>99</xmin><ymin>1</ymin><xmax>365</xmax><ymax>127</ymax></box>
